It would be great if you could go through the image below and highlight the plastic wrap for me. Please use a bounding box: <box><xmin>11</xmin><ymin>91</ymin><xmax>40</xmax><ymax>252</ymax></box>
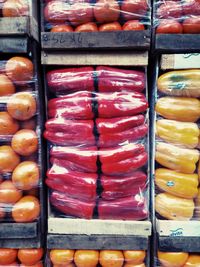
<box><xmin>156</xmin><ymin>251</ymin><xmax>200</xmax><ymax>267</ymax></box>
<box><xmin>44</xmin><ymin>66</ymin><xmax>149</xmax><ymax>220</ymax></box>
<box><xmin>42</xmin><ymin>0</ymin><xmax>150</xmax><ymax>33</ymax></box>
<box><xmin>0</xmin><ymin>0</ymin><xmax>29</xmax><ymax>18</ymax></box>
<box><xmin>0</xmin><ymin>248</ymin><xmax>44</xmax><ymax>266</ymax></box>
<box><xmin>155</xmin><ymin>0</ymin><xmax>200</xmax><ymax>34</ymax></box>
<box><xmin>154</xmin><ymin>68</ymin><xmax>200</xmax><ymax>221</ymax></box>
<box><xmin>49</xmin><ymin>249</ymin><xmax>147</xmax><ymax>266</ymax></box>
<box><xmin>0</xmin><ymin>56</ymin><xmax>42</xmax><ymax>223</ymax></box>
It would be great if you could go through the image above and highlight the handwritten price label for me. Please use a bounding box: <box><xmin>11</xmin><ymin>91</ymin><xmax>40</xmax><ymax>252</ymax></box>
<box><xmin>174</xmin><ymin>53</ymin><xmax>200</xmax><ymax>69</ymax></box>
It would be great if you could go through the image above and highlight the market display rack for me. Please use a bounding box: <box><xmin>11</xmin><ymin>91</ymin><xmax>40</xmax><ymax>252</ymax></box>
<box><xmin>151</xmin><ymin>54</ymin><xmax>200</xmax><ymax>253</ymax></box>
<box><xmin>0</xmin><ymin>41</ymin><xmax>46</xmax><ymax>248</ymax></box>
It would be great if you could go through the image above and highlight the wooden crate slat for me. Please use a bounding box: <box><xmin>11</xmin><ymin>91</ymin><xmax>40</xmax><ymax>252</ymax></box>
<box><xmin>0</xmin><ymin>222</ymin><xmax>38</xmax><ymax>239</ymax></box>
<box><xmin>0</xmin><ymin>17</ymin><xmax>28</xmax><ymax>34</ymax></box>
<box><xmin>0</xmin><ymin>37</ymin><xmax>28</xmax><ymax>53</ymax></box>
<box><xmin>159</xmin><ymin>236</ymin><xmax>200</xmax><ymax>252</ymax></box>
<box><xmin>0</xmin><ymin>238</ymin><xmax>41</xmax><ymax>249</ymax></box>
<box><xmin>161</xmin><ymin>53</ymin><xmax>200</xmax><ymax>69</ymax></box>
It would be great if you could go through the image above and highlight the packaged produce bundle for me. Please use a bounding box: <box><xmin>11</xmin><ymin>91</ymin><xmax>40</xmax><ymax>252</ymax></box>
<box><xmin>44</xmin><ymin>66</ymin><xmax>149</xmax><ymax>220</ymax></box>
<box><xmin>0</xmin><ymin>56</ymin><xmax>42</xmax><ymax>224</ymax></box>
<box><xmin>42</xmin><ymin>0</ymin><xmax>150</xmax><ymax>33</ymax></box>
<box><xmin>0</xmin><ymin>0</ymin><xmax>30</xmax><ymax>18</ymax></box>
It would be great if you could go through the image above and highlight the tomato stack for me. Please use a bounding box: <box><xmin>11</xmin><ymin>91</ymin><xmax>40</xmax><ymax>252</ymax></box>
<box><xmin>154</xmin><ymin>69</ymin><xmax>200</xmax><ymax>221</ymax></box>
<box><xmin>44</xmin><ymin>66</ymin><xmax>149</xmax><ymax>220</ymax></box>
<box><xmin>43</xmin><ymin>0</ymin><xmax>150</xmax><ymax>32</ymax></box>
<box><xmin>49</xmin><ymin>249</ymin><xmax>146</xmax><ymax>267</ymax></box>
<box><xmin>0</xmin><ymin>57</ymin><xmax>41</xmax><ymax>224</ymax></box>
<box><xmin>155</xmin><ymin>0</ymin><xmax>200</xmax><ymax>34</ymax></box>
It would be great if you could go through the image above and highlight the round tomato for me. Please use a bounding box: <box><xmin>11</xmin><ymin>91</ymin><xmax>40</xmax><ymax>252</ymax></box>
<box><xmin>123</xmin><ymin>251</ymin><xmax>146</xmax><ymax>265</ymax></box>
<box><xmin>0</xmin><ymin>111</ymin><xmax>19</xmax><ymax>135</ymax></box>
<box><xmin>0</xmin><ymin>74</ymin><xmax>15</xmax><ymax>96</ymax></box>
<box><xmin>0</xmin><ymin>145</ymin><xmax>20</xmax><ymax>174</ymax></box>
<box><xmin>184</xmin><ymin>254</ymin><xmax>200</xmax><ymax>266</ymax></box>
<box><xmin>121</xmin><ymin>0</ymin><xmax>148</xmax><ymax>21</ymax></box>
<box><xmin>75</xmin><ymin>22</ymin><xmax>98</xmax><ymax>32</ymax></box>
<box><xmin>0</xmin><ymin>180</ymin><xmax>22</xmax><ymax>204</ymax></box>
<box><xmin>74</xmin><ymin>250</ymin><xmax>99</xmax><ymax>267</ymax></box>
<box><xmin>157</xmin><ymin>1</ymin><xmax>182</xmax><ymax>19</ymax></box>
<box><xmin>0</xmin><ymin>249</ymin><xmax>18</xmax><ymax>265</ymax></box>
<box><xmin>51</xmin><ymin>24</ymin><xmax>73</xmax><ymax>32</ymax></box>
<box><xmin>44</xmin><ymin>0</ymin><xmax>70</xmax><ymax>23</ymax></box>
<box><xmin>183</xmin><ymin>17</ymin><xmax>200</xmax><ymax>33</ymax></box>
<box><xmin>50</xmin><ymin>250</ymin><xmax>75</xmax><ymax>265</ymax></box>
<box><xmin>99</xmin><ymin>22</ymin><xmax>122</xmax><ymax>31</ymax></box>
<box><xmin>158</xmin><ymin>251</ymin><xmax>189</xmax><ymax>267</ymax></box>
<box><xmin>156</xmin><ymin>19</ymin><xmax>183</xmax><ymax>33</ymax></box>
<box><xmin>94</xmin><ymin>0</ymin><xmax>120</xmax><ymax>23</ymax></box>
<box><xmin>68</xmin><ymin>3</ymin><xmax>93</xmax><ymax>26</ymax></box>
<box><xmin>123</xmin><ymin>20</ymin><xmax>145</xmax><ymax>30</ymax></box>
<box><xmin>18</xmin><ymin>248</ymin><xmax>43</xmax><ymax>265</ymax></box>
<box><xmin>2</xmin><ymin>0</ymin><xmax>29</xmax><ymax>17</ymax></box>
<box><xmin>99</xmin><ymin>250</ymin><xmax>124</xmax><ymax>267</ymax></box>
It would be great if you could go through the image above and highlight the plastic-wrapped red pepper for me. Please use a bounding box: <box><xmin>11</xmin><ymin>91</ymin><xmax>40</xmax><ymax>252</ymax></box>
<box><xmin>44</xmin><ymin>130</ymin><xmax>95</xmax><ymax>146</ymax></box>
<box><xmin>50</xmin><ymin>146</ymin><xmax>98</xmax><ymax>173</ymax></box>
<box><xmin>48</xmin><ymin>92</ymin><xmax>94</xmax><ymax>119</ymax></box>
<box><xmin>99</xmin><ymin>143</ymin><xmax>146</xmax><ymax>164</ymax></box>
<box><xmin>98</xmin><ymin>195</ymin><xmax>148</xmax><ymax>220</ymax></box>
<box><xmin>50</xmin><ymin>191</ymin><xmax>95</xmax><ymax>219</ymax></box>
<box><xmin>96</xmin><ymin>66</ymin><xmax>145</xmax><ymax>93</ymax></box>
<box><xmin>101</xmin><ymin>152</ymin><xmax>148</xmax><ymax>175</ymax></box>
<box><xmin>96</xmin><ymin>115</ymin><xmax>145</xmax><ymax>134</ymax></box>
<box><xmin>98</xmin><ymin>124</ymin><xmax>148</xmax><ymax>148</ymax></box>
<box><xmin>47</xmin><ymin>67</ymin><xmax>94</xmax><ymax>93</ymax></box>
<box><xmin>97</xmin><ymin>92</ymin><xmax>148</xmax><ymax>118</ymax></box>
<box><xmin>101</xmin><ymin>171</ymin><xmax>147</xmax><ymax>200</ymax></box>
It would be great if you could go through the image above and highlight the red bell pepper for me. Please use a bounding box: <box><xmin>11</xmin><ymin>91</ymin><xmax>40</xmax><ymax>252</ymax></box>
<box><xmin>98</xmin><ymin>195</ymin><xmax>148</xmax><ymax>220</ymax></box>
<box><xmin>48</xmin><ymin>92</ymin><xmax>94</xmax><ymax>119</ymax></box>
<box><xmin>50</xmin><ymin>191</ymin><xmax>95</xmax><ymax>219</ymax></box>
<box><xmin>101</xmin><ymin>152</ymin><xmax>148</xmax><ymax>175</ymax></box>
<box><xmin>50</xmin><ymin>146</ymin><xmax>98</xmax><ymax>172</ymax></box>
<box><xmin>47</xmin><ymin>67</ymin><xmax>94</xmax><ymax>93</ymax></box>
<box><xmin>96</xmin><ymin>66</ymin><xmax>145</xmax><ymax>93</ymax></box>
<box><xmin>99</xmin><ymin>143</ymin><xmax>145</xmax><ymax>164</ymax></box>
<box><xmin>96</xmin><ymin>115</ymin><xmax>145</xmax><ymax>134</ymax></box>
<box><xmin>44</xmin><ymin>130</ymin><xmax>95</xmax><ymax>146</ymax></box>
<box><xmin>101</xmin><ymin>171</ymin><xmax>147</xmax><ymax>200</ymax></box>
<box><xmin>98</xmin><ymin>124</ymin><xmax>148</xmax><ymax>148</ymax></box>
<box><xmin>97</xmin><ymin>92</ymin><xmax>148</xmax><ymax>118</ymax></box>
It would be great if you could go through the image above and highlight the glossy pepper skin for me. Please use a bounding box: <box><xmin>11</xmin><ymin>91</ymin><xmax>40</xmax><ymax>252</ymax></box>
<box><xmin>96</xmin><ymin>115</ymin><xmax>145</xmax><ymax>134</ymax></box>
<box><xmin>155</xmin><ymin>192</ymin><xmax>195</xmax><ymax>220</ymax></box>
<box><xmin>48</xmin><ymin>92</ymin><xmax>94</xmax><ymax>119</ymax></box>
<box><xmin>97</xmin><ymin>92</ymin><xmax>148</xmax><ymax>118</ymax></box>
<box><xmin>101</xmin><ymin>171</ymin><xmax>147</xmax><ymax>200</ymax></box>
<box><xmin>50</xmin><ymin>146</ymin><xmax>98</xmax><ymax>173</ymax></box>
<box><xmin>96</xmin><ymin>66</ymin><xmax>145</xmax><ymax>93</ymax></box>
<box><xmin>157</xmin><ymin>70</ymin><xmax>200</xmax><ymax>97</ymax></box>
<box><xmin>98</xmin><ymin>124</ymin><xmax>148</xmax><ymax>147</ymax></box>
<box><xmin>155</xmin><ymin>142</ymin><xmax>199</xmax><ymax>174</ymax></box>
<box><xmin>50</xmin><ymin>191</ymin><xmax>95</xmax><ymax>219</ymax></box>
<box><xmin>98</xmin><ymin>195</ymin><xmax>148</xmax><ymax>220</ymax></box>
<box><xmin>156</xmin><ymin>119</ymin><xmax>199</xmax><ymax>148</ymax></box>
<box><xmin>47</xmin><ymin>67</ymin><xmax>94</xmax><ymax>93</ymax></box>
<box><xmin>155</xmin><ymin>168</ymin><xmax>199</xmax><ymax>199</ymax></box>
<box><xmin>155</xmin><ymin>96</ymin><xmax>200</xmax><ymax>122</ymax></box>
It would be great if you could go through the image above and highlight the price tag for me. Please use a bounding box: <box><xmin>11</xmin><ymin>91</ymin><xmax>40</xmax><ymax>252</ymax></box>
<box><xmin>174</xmin><ymin>53</ymin><xmax>200</xmax><ymax>69</ymax></box>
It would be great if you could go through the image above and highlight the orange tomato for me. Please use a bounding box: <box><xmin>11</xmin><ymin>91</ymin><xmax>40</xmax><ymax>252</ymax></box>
<box><xmin>183</xmin><ymin>17</ymin><xmax>200</xmax><ymax>33</ymax></box>
<box><xmin>184</xmin><ymin>254</ymin><xmax>200</xmax><ymax>266</ymax></box>
<box><xmin>0</xmin><ymin>145</ymin><xmax>20</xmax><ymax>174</ymax></box>
<box><xmin>74</xmin><ymin>250</ymin><xmax>99</xmax><ymax>267</ymax></box>
<box><xmin>99</xmin><ymin>22</ymin><xmax>122</xmax><ymax>31</ymax></box>
<box><xmin>68</xmin><ymin>3</ymin><xmax>93</xmax><ymax>26</ymax></box>
<box><xmin>51</xmin><ymin>24</ymin><xmax>73</xmax><ymax>32</ymax></box>
<box><xmin>0</xmin><ymin>248</ymin><xmax>17</xmax><ymax>265</ymax></box>
<box><xmin>94</xmin><ymin>0</ymin><xmax>120</xmax><ymax>23</ymax></box>
<box><xmin>123</xmin><ymin>251</ymin><xmax>146</xmax><ymax>264</ymax></box>
<box><xmin>50</xmin><ymin>250</ymin><xmax>75</xmax><ymax>265</ymax></box>
<box><xmin>121</xmin><ymin>0</ymin><xmax>148</xmax><ymax>21</ymax></box>
<box><xmin>20</xmin><ymin>118</ymin><xmax>36</xmax><ymax>130</ymax></box>
<box><xmin>158</xmin><ymin>251</ymin><xmax>189</xmax><ymax>267</ymax></box>
<box><xmin>75</xmin><ymin>22</ymin><xmax>98</xmax><ymax>32</ymax></box>
<box><xmin>0</xmin><ymin>180</ymin><xmax>22</xmax><ymax>204</ymax></box>
<box><xmin>20</xmin><ymin>263</ymin><xmax>43</xmax><ymax>267</ymax></box>
<box><xmin>99</xmin><ymin>250</ymin><xmax>124</xmax><ymax>267</ymax></box>
<box><xmin>7</xmin><ymin>92</ymin><xmax>36</xmax><ymax>121</ymax></box>
<box><xmin>12</xmin><ymin>195</ymin><xmax>40</xmax><ymax>222</ymax></box>
<box><xmin>0</xmin><ymin>74</ymin><xmax>15</xmax><ymax>96</ymax></box>
<box><xmin>18</xmin><ymin>248</ymin><xmax>43</xmax><ymax>265</ymax></box>
<box><xmin>0</xmin><ymin>112</ymin><xmax>19</xmax><ymax>135</ymax></box>
<box><xmin>11</xmin><ymin>129</ymin><xmax>38</xmax><ymax>156</ymax></box>
<box><xmin>6</xmin><ymin>57</ymin><xmax>33</xmax><ymax>84</ymax></box>
<box><xmin>123</xmin><ymin>20</ymin><xmax>145</xmax><ymax>31</ymax></box>
<box><xmin>156</xmin><ymin>19</ymin><xmax>183</xmax><ymax>34</ymax></box>
<box><xmin>2</xmin><ymin>0</ymin><xmax>29</xmax><ymax>17</ymax></box>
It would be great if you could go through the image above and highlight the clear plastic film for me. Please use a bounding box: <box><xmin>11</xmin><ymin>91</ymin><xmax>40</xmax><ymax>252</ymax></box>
<box><xmin>0</xmin><ymin>0</ymin><xmax>30</xmax><ymax>18</ymax></box>
<box><xmin>154</xmin><ymin>68</ymin><xmax>200</xmax><ymax>221</ymax></box>
<box><xmin>42</xmin><ymin>0</ymin><xmax>151</xmax><ymax>33</ymax></box>
<box><xmin>48</xmin><ymin>249</ymin><xmax>147</xmax><ymax>267</ymax></box>
<box><xmin>155</xmin><ymin>0</ymin><xmax>200</xmax><ymax>34</ymax></box>
<box><xmin>156</xmin><ymin>251</ymin><xmax>200</xmax><ymax>267</ymax></box>
<box><xmin>0</xmin><ymin>56</ymin><xmax>41</xmax><ymax>223</ymax></box>
<box><xmin>0</xmin><ymin>247</ymin><xmax>44</xmax><ymax>266</ymax></box>
<box><xmin>44</xmin><ymin>66</ymin><xmax>149</xmax><ymax>220</ymax></box>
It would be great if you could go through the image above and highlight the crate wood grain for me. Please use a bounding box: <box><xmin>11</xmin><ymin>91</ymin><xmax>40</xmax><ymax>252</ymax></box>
<box><xmin>0</xmin><ymin>37</ymin><xmax>28</xmax><ymax>53</ymax></box>
<box><xmin>161</xmin><ymin>53</ymin><xmax>200</xmax><ymax>69</ymax></box>
<box><xmin>41</xmin><ymin>30</ymin><xmax>151</xmax><ymax>50</ymax></box>
<box><xmin>0</xmin><ymin>238</ymin><xmax>41</xmax><ymax>249</ymax></box>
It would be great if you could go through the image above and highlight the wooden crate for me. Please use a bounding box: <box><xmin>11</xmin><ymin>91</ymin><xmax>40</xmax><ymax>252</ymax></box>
<box><xmin>0</xmin><ymin>0</ymin><xmax>39</xmax><ymax>41</ymax></box>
